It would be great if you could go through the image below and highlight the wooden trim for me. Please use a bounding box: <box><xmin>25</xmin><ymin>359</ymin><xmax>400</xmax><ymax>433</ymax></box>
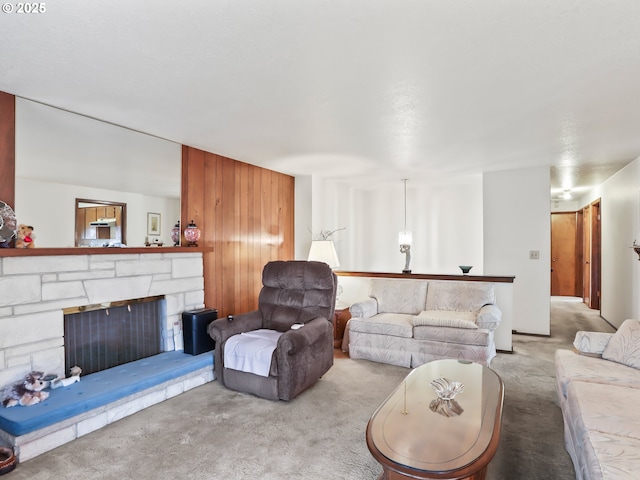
<box><xmin>0</xmin><ymin>246</ymin><xmax>210</xmax><ymax>257</ymax></box>
<box><xmin>335</xmin><ymin>270</ymin><xmax>515</xmax><ymax>283</ymax></box>
<box><xmin>0</xmin><ymin>91</ymin><xmax>15</xmax><ymax>207</ymax></box>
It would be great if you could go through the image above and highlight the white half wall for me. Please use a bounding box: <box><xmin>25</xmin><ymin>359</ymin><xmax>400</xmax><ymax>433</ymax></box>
<box><xmin>483</xmin><ymin>167</ymin><xmax>551</xmax><ymax>335</ymax></box>
<box><xmin>337</xmin><ymin>275</ymin><xmax>513</xmax><ymax>352</ymax></box>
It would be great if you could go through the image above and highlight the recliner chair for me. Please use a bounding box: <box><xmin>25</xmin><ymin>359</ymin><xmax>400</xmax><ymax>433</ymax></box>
<box><xmin>207</xmin><ymin>260</ymin><xmax>337</xmax><ymax>401</ymax></box>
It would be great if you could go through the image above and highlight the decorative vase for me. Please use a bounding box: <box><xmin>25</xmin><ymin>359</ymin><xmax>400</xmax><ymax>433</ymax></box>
<box><xmin>184</xmin><ymin>220</ymin><xmax>201</xmax><ymax>247</ymax></box>
<box><xmin>170</xmin><ymin>221</ymin><xmax>181</xmax><ymax>246</ymax></box>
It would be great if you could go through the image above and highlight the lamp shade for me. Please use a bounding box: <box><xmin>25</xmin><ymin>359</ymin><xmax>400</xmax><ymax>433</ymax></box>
<box><xmin>308</xmin><ymin>240</ymin><xmax>340</xmax><ymax>268</ymax></box>
<box><xmin>399</xmin><ymin>230</ymin><xmax>412</xmax><ymax>246</ymax></box>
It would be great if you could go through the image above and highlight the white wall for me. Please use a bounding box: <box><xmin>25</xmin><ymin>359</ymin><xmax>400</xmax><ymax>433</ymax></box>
<box><xmin>579</xmin><ymin>156</ymin><xmax>640</xmax><ymax>328</ymax></box>
<box><xmin>551</xmin><ymin>199</ymin><xmax>580</xmax><ymax>212</ymax></box>
<box><xmin>295</xmin><ymin>167</ymin><xmax>549</xmax><ymax>338</ymax></box>
<box><xmin>15</xmin><ymin>178</ymin><xmax>180</xmax><ymax>247</ymax></box>
<box><xmin>306</xmin><ymin>176</ymin><xmax>484</xmax><ymax>274</ymax></box>
<box><xmin>294</xmin><ymin>175</ymin><xmax>313</xmax><ymax>260</ymax></box>
<box><xmin>483</xmin><ymin>167</ymin><xmax>551</xmax><ymax>335</ymax></box>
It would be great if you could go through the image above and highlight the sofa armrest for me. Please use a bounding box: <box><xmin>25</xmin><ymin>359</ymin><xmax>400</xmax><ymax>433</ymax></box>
<box><xmin>573</xmin><ymin>331</ymin><xmax>614</xmax><ymax>356</ymax></box>
<box><xmin>476</xmin><ymin>305</ymin><xmax>501</xmax><ymax>331</ymax></box>
<box><xmin>349</xmin><ymin>298</ymin><xmax>378</xmax><ymax>318</ymax></box>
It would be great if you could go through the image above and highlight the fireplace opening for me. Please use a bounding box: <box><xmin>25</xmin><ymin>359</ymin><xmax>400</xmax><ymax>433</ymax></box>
<box><xmin>63</xmin><ymin>296</ymin><xmax>165</xmax><ymax>375</ymax></box>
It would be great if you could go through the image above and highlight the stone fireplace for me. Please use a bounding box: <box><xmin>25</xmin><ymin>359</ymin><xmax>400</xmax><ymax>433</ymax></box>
<box><xmin>0</xmin><ymin>251</ymin><xmax>205</xmax><ymax>387</ymax></box>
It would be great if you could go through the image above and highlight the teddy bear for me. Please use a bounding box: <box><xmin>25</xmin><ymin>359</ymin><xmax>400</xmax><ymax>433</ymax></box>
<box><xmin>1</xmin><ymin>371</ymin><xmax>49</xmax><ymax>407</ymax></box>
<box><xmin>14</xmin><ymin>224</ymin><xmax>35</xmax><ymax>248</ymax></box>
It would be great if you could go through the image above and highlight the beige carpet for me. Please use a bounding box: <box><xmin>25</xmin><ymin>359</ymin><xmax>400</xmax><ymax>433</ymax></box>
<box><xmin>3</xmin><ymin>298</ymin><xmax>614</xmax><ymax>479</ymax></box>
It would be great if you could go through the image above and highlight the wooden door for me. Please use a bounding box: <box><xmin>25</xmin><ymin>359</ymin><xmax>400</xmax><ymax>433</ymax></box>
<box><xmin>587</xmin><ymin>201</ymin><xmax>601</xmax><ymax>309</ymax></box>
<box><xmin>551</xmin><ymin>212</ymin><xmax>580</xmax><ymax>296</ymax></box>
<box><xmin>583</xmin><ymin>205</ymin><xmax>592</xmax><ymax>306</ymax></box>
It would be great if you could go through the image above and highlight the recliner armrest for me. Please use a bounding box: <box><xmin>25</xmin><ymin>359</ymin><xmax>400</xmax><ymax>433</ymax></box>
<box><xmin>349</xmin><ymin>298</ymin><xmax>378</xmax><ymax>318</ymax></box>
<box><xmin>476</xmin><ymin>305</ymin><xmax>501</xmax><ymax>331</ymax></box>
<box><xmin>207</xmin><ymin>310</ymin><xmax>263</xmax><ymax>345</ymax></box>
<box><xmin>278</xmin><ymin>317</ymin><xmax>332</xmax><ymax>355</ymax></box>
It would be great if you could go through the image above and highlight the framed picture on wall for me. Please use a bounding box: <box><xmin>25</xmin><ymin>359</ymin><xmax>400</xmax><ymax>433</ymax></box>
<box><xmin>147</xmin><ymin>212</ymin><xmax>161</xmax><ymax>236</ymax></box>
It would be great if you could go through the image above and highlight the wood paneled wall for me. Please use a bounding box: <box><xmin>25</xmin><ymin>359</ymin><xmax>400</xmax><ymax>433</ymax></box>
<box><xmin>0</xmin><ymin>92</ymin><xmax>15</xmax><ymax>206</ymax></box>
<box><xmin>182</xmin><ymin>146</ymin><xmax>295</xmax><ymax>317</ymax></box>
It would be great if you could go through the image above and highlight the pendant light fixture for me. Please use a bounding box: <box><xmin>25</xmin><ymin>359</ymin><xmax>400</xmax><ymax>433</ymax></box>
<box><xmin>399</xmin><ymin>179</ymin><xmax>412</xmax><ymax>274</ymax></box>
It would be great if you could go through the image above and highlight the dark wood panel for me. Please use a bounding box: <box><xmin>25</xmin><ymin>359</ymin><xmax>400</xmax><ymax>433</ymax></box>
<box><xmin>182</xmin><ymin>146</ymin><xmax>294</xmax><ymax>319</ymax></box>
<box><xmin>0</xmin><ymin>91</ymin><xmax>15</xmax><ymax>207</ymax></box>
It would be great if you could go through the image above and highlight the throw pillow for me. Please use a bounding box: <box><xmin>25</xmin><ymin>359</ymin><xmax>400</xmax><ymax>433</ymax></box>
<box><xmin>413</xmin><ymin>310</ymin><xmax>478</xmax><ymax>329</ymax></box>
<box><xmin>602</xmin><ymin>319</ymin><xmax>640</xmax><ymax>369</ymax></box>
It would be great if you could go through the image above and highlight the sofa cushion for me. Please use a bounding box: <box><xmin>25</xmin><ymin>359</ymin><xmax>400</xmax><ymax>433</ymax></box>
<box><xmin>369</xmin><ymin>278</ymin><xmax>428</xmax><ymax>315</ymax></box>
<box><xmin>413</xmin><ymin>310</ymin><xmax>478</xmax><ymax>329</ymax></box>
<box><xmin>602</xmin><ymin>319</ymin><xmax>640</xmax><ymax>369</ymax></box>
<box><xmin>413</xmin><ymin>325</ymin><xmax>491</xmax><ymax>346</ymax></box>
<box><xmin>425</xmin><ymin>281</ymin><xmax>495</xmax><ymax>313</ymax></box>
<box><xmin>567</xmin><ymin>381</ymin><xmax>640</xmax><ymax>441</ymax></box>
<box><xmin>564</xmin><ymin>380</ymin><xmax>640</xmax><ymax>480</ymax></box>
<box><xmin>348</xmin><ymin>313</ymin><xmax>414</xmax><ymax>338</ymax></box>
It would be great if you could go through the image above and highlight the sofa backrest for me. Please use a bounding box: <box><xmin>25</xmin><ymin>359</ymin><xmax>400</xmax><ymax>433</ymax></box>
<box><xmin>425</xmin><ymin>281</ymin><xmax>495</xmax><ymax>313</ymax></box>
<box><xmin>369</xmin><ymin>278</ymin><xmax>428</xmax><ymax>315</ymax></box>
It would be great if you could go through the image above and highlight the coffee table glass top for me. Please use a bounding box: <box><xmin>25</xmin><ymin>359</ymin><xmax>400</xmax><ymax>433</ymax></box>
<box><xmin>367</xmin><ymin>359</ymin><xmax>504</xmax><ymax>474</ymax></box>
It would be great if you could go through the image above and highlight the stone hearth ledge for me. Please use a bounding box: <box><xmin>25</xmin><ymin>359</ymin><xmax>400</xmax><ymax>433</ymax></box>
<box><xmin>0</xmin><ymin>351</ymin><xmax>215</xmax><ymax>462</ymax></box>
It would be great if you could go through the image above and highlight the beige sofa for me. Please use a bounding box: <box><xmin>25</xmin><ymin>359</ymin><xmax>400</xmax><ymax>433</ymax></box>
<box><xmin>346</xmin><ymin>278</ymin><xmax>502</xmax><ymax>367</ymax></box>
<box><xmin>555</xmin><ymin>319</ymin><xmax>640</xmax><ymax>480</ymax></box>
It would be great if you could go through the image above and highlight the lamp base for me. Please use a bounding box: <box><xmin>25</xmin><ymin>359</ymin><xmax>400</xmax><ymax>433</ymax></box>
<box><xmin>402</xmin><ymin>269</ymin><xmax>411</xmax><ymax>274</ymax></box>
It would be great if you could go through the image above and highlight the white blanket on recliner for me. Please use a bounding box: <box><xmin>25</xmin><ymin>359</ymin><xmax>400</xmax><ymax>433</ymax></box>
<box><xmin>224</xmin><ymin>329</ymin><xmax>284</xmax><ymax>377</ymax></box>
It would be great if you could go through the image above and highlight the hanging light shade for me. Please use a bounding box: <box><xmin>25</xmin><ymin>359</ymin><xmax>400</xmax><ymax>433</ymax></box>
<box><xmin>399</xmin><ymin>179</ymin><xmax>412</xmax><ymax>246</ymax></box>
<box><xmin>399</xmin><ymin>230</ymin><xmax>412</xmax><ymax>246</ymax></box>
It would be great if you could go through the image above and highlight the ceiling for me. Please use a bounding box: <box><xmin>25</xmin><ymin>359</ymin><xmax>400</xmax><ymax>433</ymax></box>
<box><xmin>2</xmin><ymin>1</ymin><xmax>639</xmax><ymax>198</ymax></box>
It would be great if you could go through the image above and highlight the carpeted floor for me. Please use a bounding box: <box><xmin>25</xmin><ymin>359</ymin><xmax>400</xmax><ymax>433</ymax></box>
<box><xmin>4</xmin><ymin>297</ymin><xmax>614</xmax><ymax>479</ymax></box>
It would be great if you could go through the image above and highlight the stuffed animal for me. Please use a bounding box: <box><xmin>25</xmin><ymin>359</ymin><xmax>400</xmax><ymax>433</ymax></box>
<box><xmin>14</xmin><ymin>224</ymin><xmax>35</xmax><ymax>249</ymax></box>
<box><xmin>1</xmin><ymin>371</ymin><xmax>49</xmax><ymax>408</ymax></box>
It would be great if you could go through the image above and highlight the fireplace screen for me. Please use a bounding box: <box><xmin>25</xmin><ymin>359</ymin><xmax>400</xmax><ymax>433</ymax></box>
<box><xmin>64</xmin><ymin>297</ymin><xmax>164</xmax><ymax>375</ymax></box>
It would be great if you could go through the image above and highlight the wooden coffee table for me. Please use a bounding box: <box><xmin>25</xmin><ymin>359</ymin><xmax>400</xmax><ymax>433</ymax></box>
<box><xmin>366</xmin><ymin>359</ymin><xmax>504</xmax><ymax>480</ymax></box>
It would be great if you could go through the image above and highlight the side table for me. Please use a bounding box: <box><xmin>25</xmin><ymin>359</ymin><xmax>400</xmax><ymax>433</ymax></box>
<box><xmin>334</xmin><ymin>307</ymin><xmax>351</xmax><ymax>348</ymax></box>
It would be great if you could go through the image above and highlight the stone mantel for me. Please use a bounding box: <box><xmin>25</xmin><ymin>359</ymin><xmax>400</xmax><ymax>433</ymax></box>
<box><xmin>0</xmin><ymin>246</ymin><xmax>209</xmax><ymax>257</ymax></box>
